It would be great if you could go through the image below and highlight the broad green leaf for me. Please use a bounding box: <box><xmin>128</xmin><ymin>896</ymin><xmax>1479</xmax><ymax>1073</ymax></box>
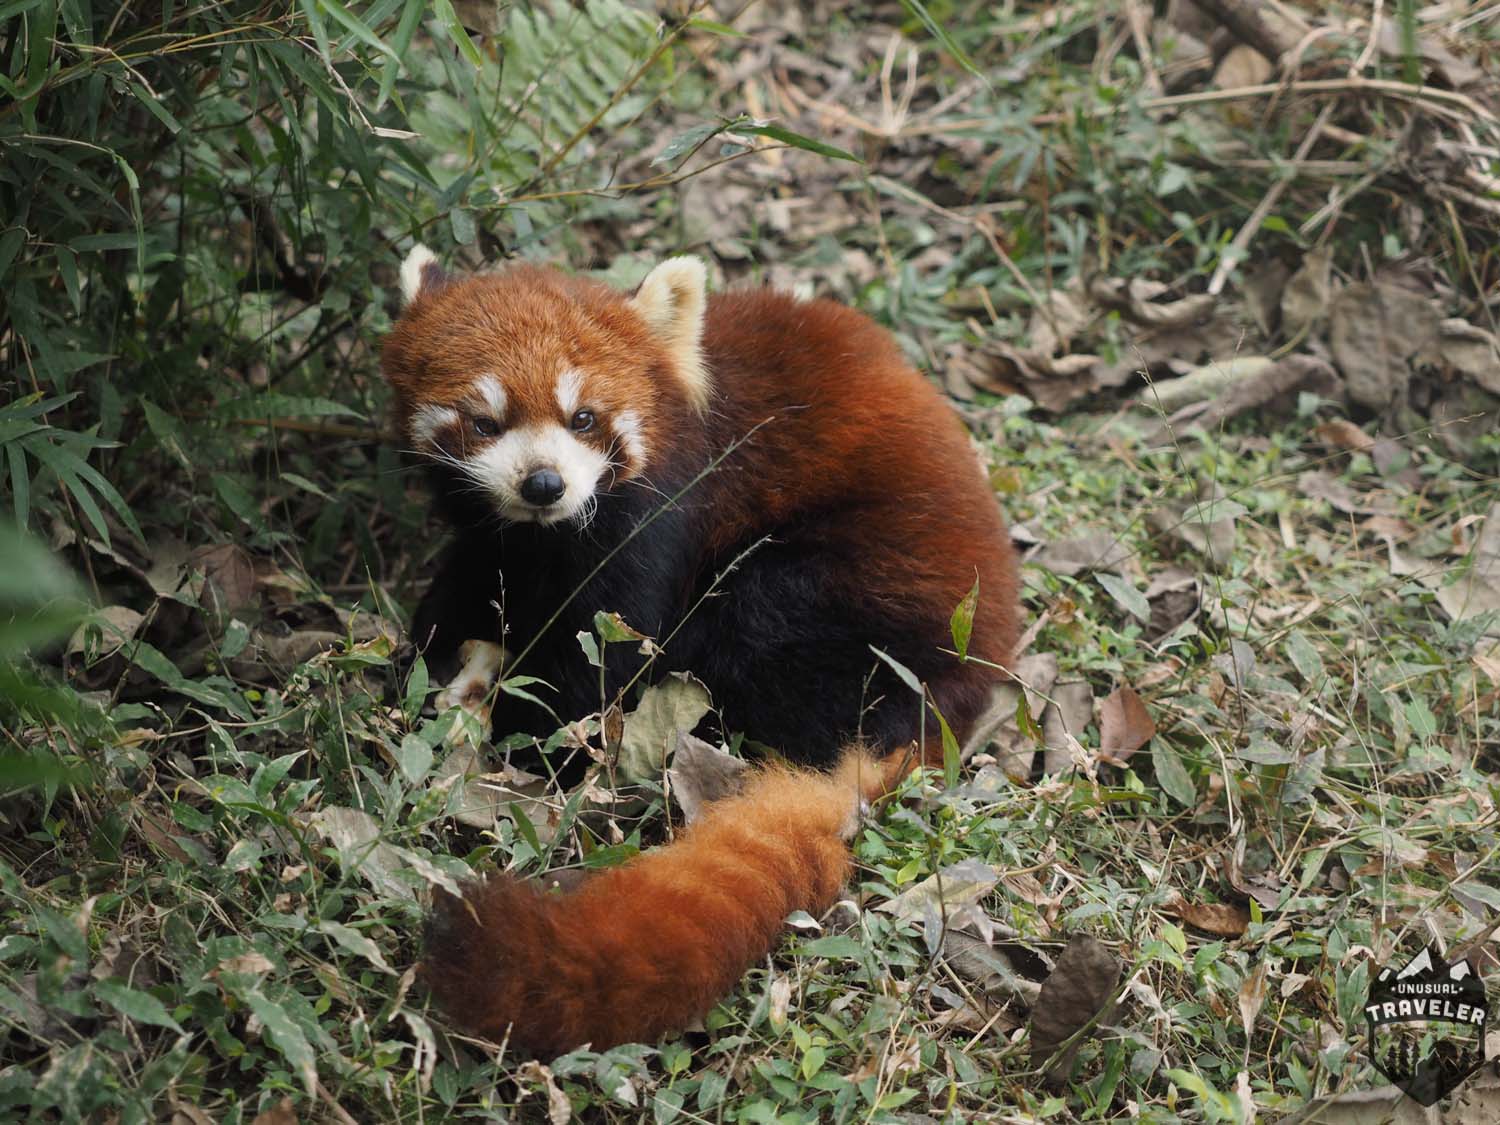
<box><xmin>1152</xmin><ymin>737</ymin><xmax>1197</xmax><ymax>807</ymax></box>
<box><xmin>1284</xmin><ymin>630</ymin><xmax>1323</xmax><ymax>685</ymax></box>
<box><xmin>594</xmin><ymin>610</ymin><xmax>645</xmax><ymax>643</ymax></box>
<box><xmin>577</xmin><ymin>629</ymin><xmax>602</xmax><ymax>667</ymax></box>
<box><xmin>0</xmin><ymin>228</ymin><xmax>27</xmax><ymax>282</ymax></box>
<box><xmin>245</xmin><ymin>989</ymin><xmax>318</xmax><ymax>1096</ymax></box>
<box><xmin>395</xmin><ymin>732</ymin><xmax>433</xmax><ymax>784</ymax></box>
<box><xmin>140</xmin><ymin>400</ymin><xmax>192</xmax><ymax>471</ymax></box>
<box><xmin>449</xmin><ymin>206</ymin><xmax>477</xmax><ymax>245</ymax></box>
<box><xmin>652</xmin><ymin>121</ymin><xmax>724</xmax><ymax>166</ymax></box>
<box><xmin>93</xmin><ymin>978</ymin><xmax>183</xmax><ymax>1032</ymax></box>
<box><xmin>1096</xmin><ymin>572</ymin><xmax>1150</xmax><ymax>624</ymax></box>
<box><xmin>318</xmin><ymin>921</ymin><xmax>395</xmax><ymax>974</ymax></box>
<box><xmin>403</xmin><ymin>656</ymin><xmax>429</xmax><ymax>724</ymax></box>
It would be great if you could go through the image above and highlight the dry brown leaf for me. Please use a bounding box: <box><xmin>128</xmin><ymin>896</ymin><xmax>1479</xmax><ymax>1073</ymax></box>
<box><xmin>1401</xmin><ymin>502</ymin><xmax>1500</xmax><ymax>634</ymax></box>
<box><xmin>1314</xmin><ymin>419</ymin><xmax>1375</xmax><ymax>454</ymax></box>
<box><xmin>67</xmin><ymin>605</ymin><xmax>145</xmax><ymax>657</ymax></box>
<box><xmin>768</xmin><ymin>974</ymin><xmax>792</xmax><ymax>1031</ymax></box>
<box><xmin>1278</xmin><ymin>1085</ymin><xmax>1437</xmax><ymax>1124</ymax></box>
<box><xmin>1438</xmin><ymin>318</ymin><xmax>1500</xmax><ymax>396</ymax></box>
<box><xmin>249</xmin><ymin>1097</ymin><xmax>298</xmax><ymax>1125</ymax></box>
<box><xmin>135</xmin><ymin>808</ymin><xmax>196</xmax><ymax>864</ymax></box>
<box><xmin>1000</xmin><ymin>867</ymin><xmax>1060</xmax><ymax>910</ymax></box>
<box><xmin>940</xmin><ymin>929</ymin><xmax>1041</xmax><ymax>1008</ymax></box>
<box><xmin>1376</xmin><ymin>17</ymin><xmax>1489</xmax><ymax>89</ymax></box>
<box><xmin>1297</xmin><ymin>470</ymin><xmax>1398</xmax><ymax>517</ymax></box>
<box><xmin>191</xmin><ymin>542</ymin><xmax>258</xmax><ymax>623</ymax></box>
<box><xmin>1449</xmin><ymin>1062</ymin><xmax>1500</xmax><ymax>1125</ymax></box>
<box><xmin>1212</xmin><ymin>43</ymin><xmax>1272</xmax><ymax>93</ymax></box>
<box><xmin>1043</xmin><ymin>680</ymin><xmax>1094</xmax><ymax>776</ymax></box>
<box><xmin>253</xmin><ymin>629</ymin><xmax>344</xmax><ymax>671</ymax></box>
<box><xmin>979</xmin><ymin>338</ymin><xmax>1102</xmax><ymax>412</ymax></box>
<box><xmin>517</xmin><ymin>1061</ymin><xmax>572</xmax><ymax>1125</ymax></box>
<box><xmin>1475</xmin><ymin>642</ymin><xmax>1500</xmax><ymax>687</ymax></box>
<box><xmin>1226</xmin><ymin>840</ymin><xmax>1283</xmax><ymax>911</ymax></box>
<box><xmin>1148</xmin><ymin>355</ymin><xmax>1342</xmax><ymax>442</ymax></box>
<box><xmin>1030</xmin><ymin>936</ymin><xmax>1122</xmax><ymax>1080</ymax></box>
<box><xmin>1281</xmin><ymin>245</ymin><xmax>1334</xmax><ymax>338</ymax></box>
<box><xmin>1086</xmin><ymin>275</ymin><xmax>1216</xmax><ymax>329</ymax></box>
<box><xmin>963</xmin><ymin>652</ymin><xmax>1058</xmax><ymax>779</ymax></box>
<box><xmin>1147</xmin><ymin>496</ymin><xmax>1238</xmax><ymax>568</ymax></box>
<box><xmin>1241</xmin><ymin>259</ymin><xmax>1290</xmax><ymax>336</ymax></box>
<box><xmin>1144</xmin><ymin>566</ymin><xmax>1200</xmax><ymax>640</ymax></box>
<box><xmin>877</xmin><ymin>858</ymin><xmax>999</xmax><ymax>921</ymax></box>
<box><xmin>1098</xmin><ymin>686</ymin><xmax>1156</xmax><ymax>764</ymax></box>
<box><xmin>666</xmin><ymin>733</ymin><xmax>749</xmax><ymax>825</ymax></box>
<box><xmin>1328</xmin><ymin>281</ymin><xmax>1441</xmax><ymax>412</ymax></box>
<box><xmin>1237</xmin><ymin>961</ymin><xmax>1269</xmax><ymax>1040</ymax></box>
<box><xmin>617</xmin><ymin>673</ymin><xmax>712</xmax><ymax>782</ymax></box>
<box><xmin>1137</xmin><ymin>355</ymin><xmax>1275</xmax><ymax>414</ymax></box>
<box><xmin>1028</xmin><ymin>530</ymin><xmax>1133</xmax><ymax>577</ymax></box>
<box><xmin>214</xmin><ymin>951</ymin><xmax>275</xmax><ymax>977</ymax></box>
<box><xmin>1164</xmin><ymin>893</ymin><xmax>1251</xmax><ymax>937</ymax></box>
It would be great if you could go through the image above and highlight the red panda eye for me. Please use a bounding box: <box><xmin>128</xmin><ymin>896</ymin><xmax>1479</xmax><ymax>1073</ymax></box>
<box><xmin>570</xmin><ymin>410</ymin><xmax>596</xmax><ymax>433</ymax></box>
<box><xmin>473</xmin><ymin>416</ymin><xmax>500</xmax><ymax>437</ymax></box>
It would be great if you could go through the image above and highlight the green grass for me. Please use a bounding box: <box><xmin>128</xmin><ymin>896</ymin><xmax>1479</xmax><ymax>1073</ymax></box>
<box><xmin>3</xmin><ymin>1</ymin><xmax>1499</xmax><ymax>1121</ymax></box>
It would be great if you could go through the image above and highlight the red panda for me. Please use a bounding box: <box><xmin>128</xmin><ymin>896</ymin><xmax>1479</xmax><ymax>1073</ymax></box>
<box><xmin>383</xmin><ymin>246</ymin><xmax>1020</xmax><ymax>1054</ymax></box>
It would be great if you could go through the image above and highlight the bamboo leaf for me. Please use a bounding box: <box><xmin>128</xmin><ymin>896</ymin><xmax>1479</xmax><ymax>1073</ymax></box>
<box><xmin>738</xmin><ymin>122</ymin><xmax>862</xmax><ymax>163</ymax></box>
<box><xmin>432</xmin><ymin>0</ymin><xmax>484</xmax><ymax>68</ymax></box>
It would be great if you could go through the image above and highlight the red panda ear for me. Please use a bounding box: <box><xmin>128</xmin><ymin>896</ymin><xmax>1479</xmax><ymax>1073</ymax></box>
<box><xmin>399</xmin><ymin>244</ymin><xmax>447</xmax><ymax>308</ymax></box>
<box><xmin>630</xmin><ymin>256</ymin><xmax>710</xmax><ymax>412</ymax></box>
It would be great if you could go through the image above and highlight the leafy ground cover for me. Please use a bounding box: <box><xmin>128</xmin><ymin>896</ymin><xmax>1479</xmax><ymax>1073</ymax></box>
<box><xmin>3</xmin><ymin>1</ymin><xmax>1499</xmax><ymax>1121</ymax></box>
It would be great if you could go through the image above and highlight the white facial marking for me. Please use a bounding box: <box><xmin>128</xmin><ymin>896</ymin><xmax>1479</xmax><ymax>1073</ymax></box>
<box><xmin>556</xmin><ymin>368</ymin><xmax>583</xmax><ymax>417</ymax></box>
<box><xmin>613</xmin><ymin>409</ymin><xmax>647</xmax><ymax>466</ymax></box>
<box><xmin>475</xmin><ymin>374</ymin><xmax>507</xmax><ymax>421</ymax></box>
<box><xmin>410</xmin><ymin>404</ymin><xmax>459</xmax><ymax>447</ymax></box>
<box><xmin>469</xmin><ymin>424</ymin><xmax>609</xmax><ymax>525</ymax></box>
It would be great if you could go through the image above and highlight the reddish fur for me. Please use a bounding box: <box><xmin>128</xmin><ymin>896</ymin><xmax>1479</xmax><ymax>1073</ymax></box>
<box><xmin>385</xmin><ymin>271</ymin><xmax>1019</xmax><ymax>728</ymax></box>
<box><xmin>395</xmin><ymin>261</ymin><xmax>1023</xmax><ymax>1054</ymax></box>
<box><xmin>690</xmin><ymin>289</ymin><xmax>1020</xmax><ymax>737</ymax></box>
<box><xmin>421</xmin><ymin>751</ymin><xmax>890</xmax><ymax>1056</ymax></box>
<box><xmin>382</xmin><ymin>267</ymin><xmax>698</xmax><ymax>480</ymax></box>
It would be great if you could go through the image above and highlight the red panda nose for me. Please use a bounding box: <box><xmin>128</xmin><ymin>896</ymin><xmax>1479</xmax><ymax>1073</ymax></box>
<box><xmin>519</xmin><ymin>468</ymin><xmax>566</xmax><ymax>506</ymax></box>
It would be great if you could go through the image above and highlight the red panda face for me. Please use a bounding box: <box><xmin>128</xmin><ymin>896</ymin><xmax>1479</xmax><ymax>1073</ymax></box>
<box><xmin>382</xmin><ymin>250</ymin><xmax>710</xmax><ymax>527</ymax></box>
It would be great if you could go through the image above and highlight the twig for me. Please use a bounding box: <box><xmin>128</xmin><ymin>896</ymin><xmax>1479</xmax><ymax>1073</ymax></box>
<box><xmin>1140</xmin><ymin>77</ymin><xmax>1500</xmax><ymax>129</ymax></box>
<box><xmin>1122</xmin><ymin>0</ymin><xmax>1163</xmax><ymax>97</ymax></box>
<box><xmin>1191</xmin><ymin>0</ymin><xmax>1302</xmax><ymax>64</ymax></box>
<box><xmin>1207</xmin><ymin>101</ymin><xmax>1334</xmax><ymax>296</ymax></box>
<box><xmin>1428</xmin><ymin>180</ymin><xmax>1500</xmax><ymax>218</ymax></box>
<box><xmin>880</xmin><ymin>76</ymin><xmax>1500</xmax><ymax>137</ymax></box>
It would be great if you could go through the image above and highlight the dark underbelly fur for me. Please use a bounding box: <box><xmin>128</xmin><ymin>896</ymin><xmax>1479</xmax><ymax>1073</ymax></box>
<box><xmin>410</xmin><ymin>468</ymin><xmax>984</xmax><ymax>768</ymax></box>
